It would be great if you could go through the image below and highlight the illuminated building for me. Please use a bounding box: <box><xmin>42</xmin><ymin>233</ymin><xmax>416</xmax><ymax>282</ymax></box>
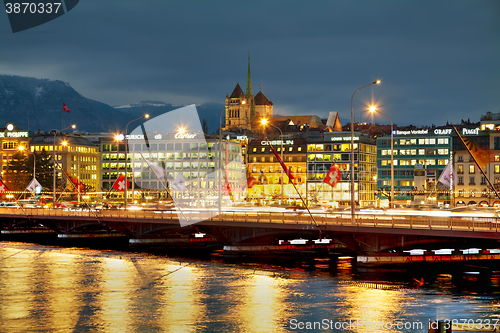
<box><xmin>29</xmin><ymin>132</ymin><xmax>100</xmax><ymax>192</ymax></box>
<box><xmin>99</xmin><ymin>132</ymin><xmax>245</xmax><ymax>207</ymax></box>
<box><xmin>376</xmin><ymin>127</ymin><xmax>452</xmax><ymax>207</ymax></box>
<box><xmin>307</xmin><ymin>132</ymin><xmax>377</xmax><ymax>207</ymax></box>
<box><xmin>223</xmin><ymin>57</ymin><xmax>273</xmax><ymax>131</ymax></box>
<box><xmin>0</xmin><ymin>123</ymin><xmax>29</xmax><ymax>176</ymax></box>
<box><xmin>246</xmin><ymin>139</ymin><xmax>307</xmax><ymax>205</ymax></box>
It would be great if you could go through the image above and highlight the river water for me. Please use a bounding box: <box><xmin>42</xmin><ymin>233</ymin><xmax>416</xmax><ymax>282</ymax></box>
<box><xmin>0</xmin><ymin>242</ymin><xmax>499</xmax><ymax>333</ymax></box>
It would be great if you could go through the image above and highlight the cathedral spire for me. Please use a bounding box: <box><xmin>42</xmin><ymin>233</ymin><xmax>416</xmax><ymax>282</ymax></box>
<box><xmin>246</xmin><ymin>53</ymin><xmax>253</xmax><ymax>98</ymax></box>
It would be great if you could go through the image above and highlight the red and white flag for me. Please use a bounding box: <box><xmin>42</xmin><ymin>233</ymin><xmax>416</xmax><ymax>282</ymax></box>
<box><xmin>0</xmin><ymin>179</ymin><xmax>9</xmax><ymax>193</ymax></box>
<box><xmin>323</xmin><ymin>164</ymin><xmax>342</xmax><ymax>188</ymax></box>
<box><xmin>63</xmin><ymin>103</ymin><xmax>70</xmax><ymax>113</ymax></box>
<box><xmin>269</xmin><ymin>143</ymin><xmax>295</xmax><ymax>182</ymax></box>
<box><xmin>69</xmin><ymin>176</ymin><xmax>85</xmax><ymax>193</ymax></box>
<box><xmin>111</xmin><ymin>174</ymin><xmax>130</xmax><ymax>192</ymax></box>
<box><xmin>247</xmin><ymin>175</ymin><xmax>258</xmax><ymax>189</ymax></box>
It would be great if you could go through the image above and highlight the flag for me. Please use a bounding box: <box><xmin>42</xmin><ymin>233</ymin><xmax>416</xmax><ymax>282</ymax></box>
<box><xmin>171</xmin><ymin>173</ymin><xmax>186</xmax><ymax>191</ymax></box>
<box><xmin>247</xmin><ymin>175</ymin><xmax>258</xmax><ymax>189</ymax></box>
<box><xmin>269</xmin><ymin>142</ymin><xmax>295</xmax><ymax>182</ymax></box>
<box><xmin>452</xmin><ymin>125</ymin><xmax>492</xmax><ymax>170</ymax></box>
<box><xmin>69</xmin><ymin>175</ymin><xmax>85</xmax><ymax>193</ymax></box>
<box><xmin>111</xmin><ymin>174</ymin><xmax>130</xmax><ymax>191</ymax></box>
<box><xmin>437</xmin><ymin>162</ymin><xmax>452</xmax><ymax>186</ymax></box>
<box><xmin>461</xmin><ymin>136</ymin><xmax>492</xmax><ymax>169</ymax></box>
<box><xmin>63</xmin><ymin>103</ymin><xmax>70</xmax><ymax>113</ymax></box>
<box><xmin>323</xmin><ymin>164</ymin><xmax>342</xmax><ymax>188</ymax></box>
<box><xmin>0</xmin><ymin>179</ymin><xmax>9</xmax><ymax>193</ymax></box>
<box><xmin>26</xmin><ymin>178</ymin><xmax>42</xmax><ymax>192</ymax></box>
<box><xmin>140</xmin><ymin>152</ymin><xmax>165</xmax><ymax>180</ymax></box>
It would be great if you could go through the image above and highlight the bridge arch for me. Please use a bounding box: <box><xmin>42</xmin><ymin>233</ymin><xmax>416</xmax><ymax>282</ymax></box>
<box><xmin>478</xmin><ymin>200</ymin><xmax>489</xmax><ymax>207</ymax></box>
<box><xmin>467</xmin><ymin>200</ymin><xmax>477</xmax><ymax>206</ymax></box>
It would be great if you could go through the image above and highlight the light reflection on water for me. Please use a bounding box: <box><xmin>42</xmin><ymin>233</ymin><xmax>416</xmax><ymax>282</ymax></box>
<box><xmin>0</xmin><ymin>243</ymin><xmax>498</xmax><ymax>333</ymax></box>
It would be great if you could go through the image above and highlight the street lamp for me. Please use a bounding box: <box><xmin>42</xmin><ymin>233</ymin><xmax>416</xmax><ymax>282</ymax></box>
<box><xmin>53</xmin><ymin>125</ymin><xmax>76</xmax><ymax>206</ymax></box>
<box><xmin>124</xmin><ymin>114</ymin><xmax>149</xmax><ymax>209</ymax></box>
<box><xmin>261</xmin><ymin>118</ymin><xmax>285</xmax><ymax>205</ymax></box>
<box><xmin>369</xmin><ymin>105</ymin><xmax>393</xmax><ymax>208</ymax></box>
<box><xmin>350</xmin><ymin>80</ymin><xmax>380</xmax><ymax>221</ymax></box>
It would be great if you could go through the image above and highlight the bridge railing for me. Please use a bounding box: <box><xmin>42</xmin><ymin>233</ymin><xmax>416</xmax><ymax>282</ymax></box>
<box><xmin>0</xmin><ymin>207</ymin><xmax>498</xmax><ymax>234</ymax></box>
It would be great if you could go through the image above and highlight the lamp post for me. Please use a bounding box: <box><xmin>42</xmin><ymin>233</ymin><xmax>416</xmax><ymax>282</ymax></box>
<box><xmin>218</xmin><ymin>101</ymin><xmax>246</xmax><ymax>213</ymax></box>
<box><xmin>369</xmin><ymin>106</ymin><xmax>393</xmax><ymax>208</ymax></box>
<box><xmin>124</xmin><ymin>114</ymin><xmax>149</xmax><ymax>209</ymax></box>
<box><xmin>53</xmin><ymin>125</ymin><xmax>75</xmax><ymax>206</ymax></box>
<box><xmin>261</xmin><ymin>118</ymin><xmax>284</xmax><ymax>205</ymax></box>
<box><xmin>350</xmin><ymin>80</ymin><xmax>380</xmax><ymax>222</ymax></box>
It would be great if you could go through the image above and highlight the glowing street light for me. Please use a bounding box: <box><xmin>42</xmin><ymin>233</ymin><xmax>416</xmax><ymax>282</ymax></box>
<box><xmin>370</xmin><ymin>105</ymin><xmax>394</xmax><ymax>208</ymax></box>
<box><xmin>261</xmin><ymin>118</ymin><xmax>285</xmax><ymax>205</ymax></box>
<box><xmin>18</xmin><ymin>145</ymin><xmax>37</xmax><ymax>196</ymax></box>
<box><xmin>350</xmin><ymin>80</ymin><xmax>380</xmax><ymax>221</ymax></box>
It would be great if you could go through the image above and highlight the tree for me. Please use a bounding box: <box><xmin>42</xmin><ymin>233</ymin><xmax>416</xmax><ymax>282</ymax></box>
<box><xmin>4</xmin><ymin>151</ymin><xmax>30</xmax><ymax>192</ymax></box>
<box><xmin>27</xmin><ymin>149</ymin><xmax>54</xmax><ymax>190</ymax></box>
<box><xmin>202</xmin><ymin>119</ymin><xmax>209</xmax><ymax>135</ymax></box>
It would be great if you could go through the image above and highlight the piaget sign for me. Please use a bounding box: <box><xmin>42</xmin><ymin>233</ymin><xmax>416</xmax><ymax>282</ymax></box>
<box><xmin>395</xmin><ymin>127</ymin><xmax>480</xmax><ymax>136</ymax></box>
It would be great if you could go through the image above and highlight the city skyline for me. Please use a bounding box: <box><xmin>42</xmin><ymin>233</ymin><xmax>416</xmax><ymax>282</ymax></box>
<box><xmin>1</xmin><ymin>1</ymin><xmax>499</xmax><ymax>128</ymax></box>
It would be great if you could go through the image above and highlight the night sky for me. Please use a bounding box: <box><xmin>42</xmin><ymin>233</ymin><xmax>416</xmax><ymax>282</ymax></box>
<box><xmin>1</xmin><ymin>0</ymin><xmax>499</xmax><ymax>127</ymax></box>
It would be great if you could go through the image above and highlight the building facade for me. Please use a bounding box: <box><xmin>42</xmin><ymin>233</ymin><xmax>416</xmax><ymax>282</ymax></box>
<box><xmin>100</xmin><ymin>132</ymin><xmax>245</xmax><ymax>207</ymax></box>
<box><xmin>307</xmin><ymin>132</ymin><xmax>377</xmax><ymax>207</ymax></box>
<box><xmin>223</xmin><ymin>58</ymin><xmax>273</xmax><ymax>131</ymax></box>
<box><xmin>452</xmin><ymin>126</ymin><xmax>500</xmax><ymax>207</ymax></box>
<box><xmin>376</xmin><ymin>128</ymin><xmax>452</xmax><ymax>207</ymax></box>
<box><xmin>246</xmin><ymin>138</ymin><xmax>307</xmax><ymax>205</ymax></box>
<box><xmin>29</xmin><ymin>132</ymin><xmax>101</xmax><ymax>193</ymax></box>
<box><xmin>0</xmin><ymin>123</ymin><xmax>30</xmax><ymax>176</ymax></box>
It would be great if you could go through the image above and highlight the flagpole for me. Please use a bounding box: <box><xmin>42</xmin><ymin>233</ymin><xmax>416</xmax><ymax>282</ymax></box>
<box><xmin>266</xmin><ymin>138</ymin><xmax>322</xmax><ymax>239</ymax></box>
<box><xmin>425</xmin><ymin>161</ymin><xmax>450</xmax><ymax>203</ymax></box>
<box><xmin>451</xmin><ymin>125</ymin><xmax>500</xmax><ymax>202</ymax></box>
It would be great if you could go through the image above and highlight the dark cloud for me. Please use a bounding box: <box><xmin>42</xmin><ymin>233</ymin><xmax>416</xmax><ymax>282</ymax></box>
<box><xmin>1</xmin><ymin>0</ymin><xmax>499</xmax><ymax>127</ymax></box>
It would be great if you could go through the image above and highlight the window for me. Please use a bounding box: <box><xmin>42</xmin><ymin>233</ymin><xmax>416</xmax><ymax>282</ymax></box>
<box><xmin>469</xmin><ymin>165</ymin><xmax>475</xmax><ymax>174</ymax></box>
<box><xmin>457</xmin><ymin>165</ymin><xmax>463</xmax><ymax>174</ymax></box>
<box><xmin>495</xmin><ymin>165</ymin><xmax>500</xmax><ymax>174</ymax></box>
<box><xmin>458</xmin><ymin>176</ymin><xmax>463</xmax><ymax>185</ymax></box>
<box><xmin>298</xmin><ymin>147</ymin><xmax>302</xmax><ymax>151</ymax></box>
<box><xmin>2</xmin><ymin>141</ymin><xmax>17</xmax><ymax>150</ymax></box>
<box><xmin>437</xmin><ymin>138</ymin><xmax>449</xmax><ymax>145</ymax></box>
<box><xmin>437</xmin><ymin>149</ymin><xmax>449</xmax><ymax>155</ymax></box>
<box><xmin>419</xmin><ymin>149</ymin><xmax>425</xmax><ymax>155</ymax></box>
<box><xmin>458</xmin><ymin>155</ymin><xmax>463</xmax><ymax>162</ymax></box>
<box><xmin>469</xmin><ymin>176</ymin><xmax>475</xmax><ymax>185</ymax></box>
<box><xmin>481</xmin><ymin>176</ymin><xmax>487</xmax><ymax>185</ymax></box>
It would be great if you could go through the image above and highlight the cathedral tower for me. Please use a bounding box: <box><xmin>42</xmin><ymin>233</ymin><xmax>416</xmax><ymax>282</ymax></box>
<box><xmin>223</xmin><ymin>56</ymin><xmax>273</xmax><ymax>131</ymax></box>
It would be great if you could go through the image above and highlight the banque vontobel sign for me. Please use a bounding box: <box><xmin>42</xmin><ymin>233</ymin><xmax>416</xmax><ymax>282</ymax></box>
<box><xmin>3</xmin><ymin>0</ymin><xmax>79</xmax><ymax>33</ymax></box>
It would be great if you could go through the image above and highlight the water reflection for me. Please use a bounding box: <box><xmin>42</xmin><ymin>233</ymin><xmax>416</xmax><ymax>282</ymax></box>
<box><xmin>0</xmin><ymin>243</ymin><xmax>498</xmax><ymax>333</ymax></box>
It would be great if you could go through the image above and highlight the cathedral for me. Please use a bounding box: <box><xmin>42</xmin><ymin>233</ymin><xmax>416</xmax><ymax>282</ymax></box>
<box><xmin>223</xmin><ymin>57</ymin><xmax>273</xmax><ymax>131</ymax></box>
